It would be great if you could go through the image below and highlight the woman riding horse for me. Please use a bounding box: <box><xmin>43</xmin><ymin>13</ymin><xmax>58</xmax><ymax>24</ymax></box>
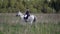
<box><xmin>24</xmin><ymin>8</ymin><xmax>30</xmax><ymax>21</ymax></box>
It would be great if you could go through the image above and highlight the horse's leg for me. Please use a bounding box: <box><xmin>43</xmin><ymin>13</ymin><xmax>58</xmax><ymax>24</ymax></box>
<box><xmin>31</xmin><ymin>21</ymin><xmax>32</xmax><ymax>24</ymax></box>
<box><xmin>30</xmin><ymin>19</ymin><xmax>33</xmax><ymax>25</ymax></box>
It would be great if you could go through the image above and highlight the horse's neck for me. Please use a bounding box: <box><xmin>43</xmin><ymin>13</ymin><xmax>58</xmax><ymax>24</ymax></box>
<box><xmin>19</xmin><ymin>13</ymin><xmax>24</xmax><ymax>19</ymax></box>
<box><xmin>20</xmin><ymin>15</ymin><xmax>24</xmax><ymax>19</ymax></box>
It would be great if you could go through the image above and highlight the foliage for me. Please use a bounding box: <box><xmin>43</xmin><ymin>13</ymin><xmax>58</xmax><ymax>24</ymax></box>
<box><xmin>0</xmin><ymin>0</ymin><xmax>60</xmax><ymax>13</ymax></box>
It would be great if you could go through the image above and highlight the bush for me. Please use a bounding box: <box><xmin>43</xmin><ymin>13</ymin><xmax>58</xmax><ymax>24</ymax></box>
<box><xmin>0</xmin><ymin>8</ymin><xmax>8</xmax><ymax>13</ymax></box>
<box><xmin>0</xmin><ymin>0</ymin><xmax>59</xmax><ymax>13</ymax></box>
<box><xmin>30</xmin><ymin>8</ymin><xmax>37</xmax><ymax>13</ymax></box>
<box><xmin>46</xmin><ymin>7</ymin><xmax>56</xmax><ymax>13</ymax></box>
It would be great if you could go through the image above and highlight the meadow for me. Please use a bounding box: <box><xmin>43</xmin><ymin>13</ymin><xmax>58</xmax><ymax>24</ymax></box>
<box><xmin>0</xmin><ymin>13</ymin><xmax>60</xmax><ymax>34</ymax></box>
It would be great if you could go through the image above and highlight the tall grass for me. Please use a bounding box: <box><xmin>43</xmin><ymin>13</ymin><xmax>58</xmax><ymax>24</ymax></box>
<box><xmin>0</xmin><ymin>22</ymin><xmax>60</xmax><ymax>34</ymax></box>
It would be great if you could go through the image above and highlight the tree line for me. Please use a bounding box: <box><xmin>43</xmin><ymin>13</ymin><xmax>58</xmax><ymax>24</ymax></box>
<box><xmin>0</xmin><ymin>0</ymin><xmax>60</xmax><ymax>13</ymax></box>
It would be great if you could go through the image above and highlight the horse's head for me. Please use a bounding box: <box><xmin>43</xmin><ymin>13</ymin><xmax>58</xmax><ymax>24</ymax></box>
<box><xmin>16</xmin><ymin>11</ymin><xmax>23</xmax><ymax>17</ymax></box>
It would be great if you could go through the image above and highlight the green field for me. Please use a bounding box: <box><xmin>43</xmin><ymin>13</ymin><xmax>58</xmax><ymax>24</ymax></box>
<box><xmin>0</xmin><ymin>13</ymin><xmax>60</xmax><ymax>34</ymax></box>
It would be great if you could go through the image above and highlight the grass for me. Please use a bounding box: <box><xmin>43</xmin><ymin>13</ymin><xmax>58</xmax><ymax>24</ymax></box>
<box><xmin>0</xmin><ymin>22</ymin><xmax>60</xmax><ymax>34</ymax></box>
<box><xmin>0</xmin><ymin>13</ymin><xmax>60</xmax><ymax>34</ymax></box>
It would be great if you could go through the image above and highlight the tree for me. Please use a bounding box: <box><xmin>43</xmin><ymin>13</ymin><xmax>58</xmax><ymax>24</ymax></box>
<box><xmin>50</xmin><ymin>0</ymin><xmax>60</xmax><ymax>13</ymax></box>
<box><xmin>2</xmin><ymin>0</ymin><xmax>8</xmax><ymax>8</ymax></box>
<box><xmin>0</xmin><ymin>0</ymin><xmax>3</xmax><ymax>8</ymax></box>
<box><xmin>10</xmin><ymin>0</ymin><xmax>16</xmax><ymax>8</ymax></box>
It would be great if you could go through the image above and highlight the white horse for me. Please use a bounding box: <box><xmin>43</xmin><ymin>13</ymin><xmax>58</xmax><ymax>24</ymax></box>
<box><xmin>16</xmin><ymin>11</ymin><xmax>37</xmax><ymax>24</ymax></box>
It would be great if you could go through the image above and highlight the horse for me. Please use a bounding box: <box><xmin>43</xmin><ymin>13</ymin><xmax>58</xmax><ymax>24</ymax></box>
<box><xmin>16</xmin><ymin>11</ymin><xmax>37</xmax><ymax>24</ymax></box>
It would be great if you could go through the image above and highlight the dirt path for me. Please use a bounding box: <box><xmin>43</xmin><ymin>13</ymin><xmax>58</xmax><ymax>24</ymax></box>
<box><xmin>36</xmin><ymin>14</ymin><xmax>60</xmax><ymax>23</ymax></box>
<box><xmin>0</xmin><ymin>13</ymin><xmax>60</xmax><ymax>24</ymax></box>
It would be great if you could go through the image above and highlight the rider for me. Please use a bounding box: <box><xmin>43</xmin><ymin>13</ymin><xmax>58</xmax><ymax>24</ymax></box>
<box><xmin>24</xmin><ymin>8</ymin><xmax>30</xmax><ymax>20</ymax></box>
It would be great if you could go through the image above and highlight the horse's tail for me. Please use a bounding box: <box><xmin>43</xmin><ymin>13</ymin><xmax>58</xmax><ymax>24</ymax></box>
<box><xmin>33</xmin><ymin>17</ymin><xmax>36</xmax><ymax>22</ymax></box>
